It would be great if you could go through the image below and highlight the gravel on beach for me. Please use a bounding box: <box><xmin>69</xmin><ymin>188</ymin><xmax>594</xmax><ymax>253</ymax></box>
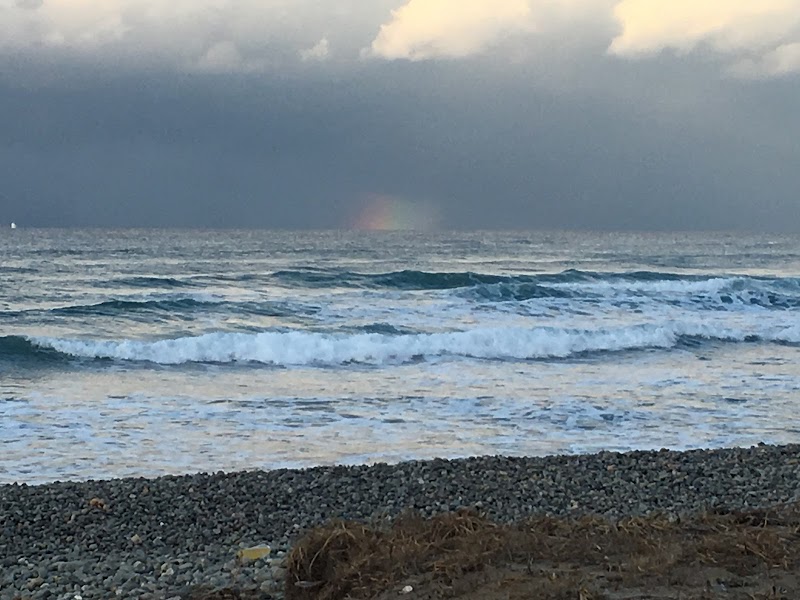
<box><xmin>3</xmin><ymin>443</ymin><xmax>800</xmax><ymax>600</ymax></box>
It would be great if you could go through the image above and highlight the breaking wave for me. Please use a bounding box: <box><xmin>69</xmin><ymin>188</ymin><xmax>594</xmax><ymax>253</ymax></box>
<box><xmin>8</xmin><ymin>322</ymin><xmax>800</xmax><ymax>367</ymax></box>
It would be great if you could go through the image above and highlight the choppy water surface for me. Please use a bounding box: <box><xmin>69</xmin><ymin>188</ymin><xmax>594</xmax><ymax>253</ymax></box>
<box><xmin>2</xmin><ymin>229</ymin><xmax>800</xmax><ymax>483</ymax></box>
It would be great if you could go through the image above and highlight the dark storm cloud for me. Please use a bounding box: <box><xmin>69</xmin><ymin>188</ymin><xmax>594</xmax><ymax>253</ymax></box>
<box><xmin>0</xmin><ymin>10</ymin><xmax>799</xmax><ymax>231</ymax></box>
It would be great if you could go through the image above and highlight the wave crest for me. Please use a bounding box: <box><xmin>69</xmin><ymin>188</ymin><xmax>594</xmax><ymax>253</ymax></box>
<box><xmin>20</xmin><ymin>322</ymin><xmax>800</xmax><ymax>367</ymax></box>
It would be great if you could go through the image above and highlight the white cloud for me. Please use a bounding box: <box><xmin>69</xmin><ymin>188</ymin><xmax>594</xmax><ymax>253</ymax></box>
<box><xmin>0</xmin><ymin>0</ymin><xmax>147</xmax><ymax>49</ymax></box>
<box><xmin>729</xmin><ymin>42</ymin><xmax>800</xmax><ymax>78</ymax></box>
<box><xmin>1</xmin><ymin>0</ymin><xmax>799</xmax><ymax>79</ymax></box>
<box><xmin>610</xmin><ymin>1</ymin><xmax>800</xmax><ymax>54</ymax></box>
<box><xmin>0</xmin><ymin>0</ymin><xmax>383</xmax><ymax>72</ymax></box>
<box><xmin>300</xmin><ymin>37</ymin><xmax>330</xmax><ymax>62</ymax></box>
<box><xmin>193</xmin><ymin>40</ymin><xmax>267</xmax><ymax>74</ymax></box>
<box><xmin>609</xmin><ymin>0</ymin><xmax>800</xmax><ymax>76</ymax></box>
<box><xmin>365</xmin><ymin>0</ymin><xmax>800</xmax><ymax>78</ymax></box>
<box><xmin>367</xmin><ymin>0</ymin><xmax>535</xmax><ymax>60</ymax></box>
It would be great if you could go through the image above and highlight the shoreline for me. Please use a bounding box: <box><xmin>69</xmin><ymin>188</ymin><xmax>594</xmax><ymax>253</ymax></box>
<box><xmin>5</xmin><ymin>440</ymin><xmax>798</xmax><ymax>489</ymax></box>
<box><xmin>3</xmin><ymin>443</ymin><xmax>800</xmax><ymax>599</ymax></box>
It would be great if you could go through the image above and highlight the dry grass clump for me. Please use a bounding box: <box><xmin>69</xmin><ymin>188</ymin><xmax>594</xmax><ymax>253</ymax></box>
<box><xmin>283</xmin><ymin>503</ymin><xmax>800</xmax><ymax>600</ymax></box>
<box><xmin>181</xmin><ymin>503</ymin><xmax>800</xmax><ymax>599</ymax></box>
<box><xmin>285</xmin><ymin>509</ymin><xmax>506</xmax><ymax>600</ymax></box>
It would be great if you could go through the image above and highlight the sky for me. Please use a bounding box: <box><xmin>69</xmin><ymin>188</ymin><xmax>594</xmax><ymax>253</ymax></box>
<box><xmin>0</xmin><ymin>0</ymin><xmax>799</xmax><ymax>231</ymax></box>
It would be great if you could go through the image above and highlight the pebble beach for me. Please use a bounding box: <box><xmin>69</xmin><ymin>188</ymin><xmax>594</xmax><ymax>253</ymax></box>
<box><xmin>3</xmin><ymin>444</ymin><xmax>800</xmax><ymax>599</ymax></box>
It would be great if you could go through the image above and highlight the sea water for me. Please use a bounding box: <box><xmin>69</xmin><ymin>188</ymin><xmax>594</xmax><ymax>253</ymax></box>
<box><xmin>2</xmin><ymin>229</ymin><xmax>800</xmax><ymax>483</ymax></box>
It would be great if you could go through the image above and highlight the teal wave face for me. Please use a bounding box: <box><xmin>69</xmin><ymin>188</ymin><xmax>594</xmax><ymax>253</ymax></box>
<box><xmin>268</xmin><ymin>268</ymin><xmax>538</xmax><ymax>289</ymax></box>
<box><xmin>50</xmin><ymin>298</ymin><xmax>213</xmax><ymax>316</ymax></box>
<box><xmin>462</xmin><ymin>282</ymin><xmax>574</xmax><ymax>301</ymax></box>
<box><xmin>370</xmin><ymin>270</ymin><xmax>511</xmax><ymax>289</ymax></box>
<box><xmin>0</xmin><ymin>298</ymin><xmax>320</xmax><ymax>322</ymax></box>
<box><xmin>0</xmin><ymin>335</ymin><xmax>69</xmax><ymax>365</ymax></box>
<box><xmin>106</xmin><ymin>276</ymin><xmax>198</xmax><ymax>289</ymax></box>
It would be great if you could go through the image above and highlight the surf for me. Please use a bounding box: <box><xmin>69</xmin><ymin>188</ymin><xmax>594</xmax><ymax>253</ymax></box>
<box><xmin>20</xmin><ymin>321</ymin><xmax>800</xmax><ymax>367</ymax></box>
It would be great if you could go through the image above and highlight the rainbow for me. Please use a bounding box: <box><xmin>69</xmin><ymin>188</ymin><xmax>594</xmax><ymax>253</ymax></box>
<box><xmin>352</xmin><ymin>195</ymin><xmax>438</xmax><ymax>231</ymax></box>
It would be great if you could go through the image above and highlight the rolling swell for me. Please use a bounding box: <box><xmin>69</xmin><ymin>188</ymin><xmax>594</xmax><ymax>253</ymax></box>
<box><xmin>12</xmin><ymin>297</ymin><xmax>316</xmax><ymax>319</ymax></box>
<box><xmin>104</xmin><ymin>276</ymin><xmax>198</xmax><ymax>289</ymax></box>
<box><xmin>266</xmin><ymin>268</ymin><xmax>698</xmax><ymax>290</ymax></box>
<box><xmin>50</xmin><ymin>297</ymin><xmax>216</xmax><ymax>316</ymax></box>
<box><xmin>268</xmin><ymin>269</ymin><xmax>533</xmax><ymax>289</ymax></box>
<box><xmin>24</xmin><ymin>322</ymin><xmax>800</xmax><ymax>367</ymax></box>
<box><xmin>370</xmin><ymin>270</ymin><xmax>510</xmax><ymax>289</ymax></box>
<box><xmin>266</xmin><ymin>268</ymin><xmax>800</xmax><ymax>309</ymax></box>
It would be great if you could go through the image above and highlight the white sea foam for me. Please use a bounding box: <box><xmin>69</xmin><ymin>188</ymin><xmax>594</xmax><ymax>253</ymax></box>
<box><xmin>26</xmin><ymin>320</ymin><xmax>798</xmax><ymax>366</ymax></box>
<box><xmin>550</xmin><ymin>276</ymin><xmax>738</xmax><ymax>295</ymax></box>
<box><xmin>773</xmin><ymin>325</ymin><xmax>800</xmax><ymax>343</ymax></box>
<box><xmin>129</xmin><ymin>292</ymin><xmax>229</xmax><ymax>304</ymax></box>
<box><xmin>515</xmin><ymin>276</ymin><xmax>800</xmax><ymax>314</ymax></box>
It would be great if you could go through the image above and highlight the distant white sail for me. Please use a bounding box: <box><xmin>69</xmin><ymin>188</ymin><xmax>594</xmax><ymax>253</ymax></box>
<box><xmin>10</xmin><ymin>222</ymin><xmax>15</xmax><ymax>229</ymax></box>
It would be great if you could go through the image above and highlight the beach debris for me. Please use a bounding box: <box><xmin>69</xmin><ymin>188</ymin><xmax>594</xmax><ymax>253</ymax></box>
<box><xmin>237</xmin><ymin>544</ymin><xmax>271</xmax><ymax>562</ymax></box>
<box><xmin>130</xmin><ymin>533</ymin><xmax>142</xmax><ymax>545</ymax></box>
<box><xmin>294</xmin><ymin>580</ymin><xmax>323</xmax><ymax>589</ymax></box>
<box><xmin>399</xmin><ymin>584</ymin><xmax>414</xmax><ymax>594</ymax></box>
<box><xmin>89</xmin><ymin>497</ymin><xmax>108</xmax><ymax>510</ymax></box>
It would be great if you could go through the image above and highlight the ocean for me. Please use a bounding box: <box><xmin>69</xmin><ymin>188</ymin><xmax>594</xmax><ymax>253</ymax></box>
<box><xmin>2</xmin><ymin>229</ymin><xmax>800</xmax><ymax>484</ymax></box>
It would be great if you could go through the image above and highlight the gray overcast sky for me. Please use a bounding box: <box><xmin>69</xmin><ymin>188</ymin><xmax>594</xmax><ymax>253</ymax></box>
<box><xmin>1</xmin><ymin>0</ymin><xmax>799</xmax><ymax>230</ymax></box>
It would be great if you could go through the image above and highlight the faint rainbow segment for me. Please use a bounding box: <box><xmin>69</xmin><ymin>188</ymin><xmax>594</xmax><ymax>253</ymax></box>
<box><xmin>352</xmin><ymin>195</ymin><xmax>438</xmax><ymax>230</ymax></box>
